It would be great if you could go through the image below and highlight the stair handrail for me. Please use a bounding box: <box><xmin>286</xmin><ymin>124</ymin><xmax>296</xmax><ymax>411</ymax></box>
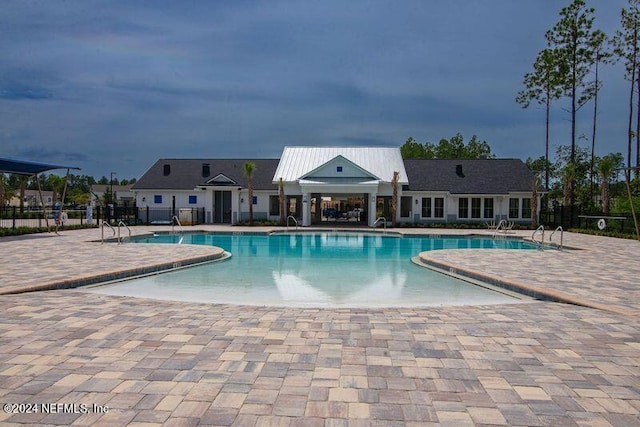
<box><xmin>101</xmin><ymin>221</ymin><xmax>115</xmax><ymax>244</ymax></box>
<box><xmin>373</xmin><ymin>217</ymin><xmax>387</xmax><ymax>231</ymax></box>
<box><xmin>549</xmin><ymin>225</ymin><xmax>563</xmax><ymax>249</ymax></box>
<box><xmin>286</xmin><ymin>215</ymin><xmax>298</xmax><ymax>230</ymax></box>
<box><xmin>117</xmin><ymin>220</ymin><xmax>132</xmax><ymax>245</ymax></box>
<box><xmin>171</xmin><ymin>215</ymin><xmax>183</xmax><ymax>235</ymax></box>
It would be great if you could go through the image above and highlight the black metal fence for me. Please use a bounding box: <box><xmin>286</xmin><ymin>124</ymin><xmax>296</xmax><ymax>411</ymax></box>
<box><xmin>541</xmin><ymin>204</ymin><xmax>634</xmax><ymax>233</ymax></box>
<box><xmin>1</xmin><ymin>205</ymin><xmax>206</xmax><ymax>229</ymax></box>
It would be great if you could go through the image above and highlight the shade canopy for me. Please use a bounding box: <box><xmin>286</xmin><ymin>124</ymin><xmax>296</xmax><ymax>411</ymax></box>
<box><xmin>0</xmin><ymin>158</ymin><xmax>81</xmax><ymax>176</ymax></box>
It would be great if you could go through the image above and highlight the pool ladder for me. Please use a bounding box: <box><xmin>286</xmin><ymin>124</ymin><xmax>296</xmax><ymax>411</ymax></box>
<box><xmin>286</xmin><ymin>215</ymin><xmax>298</xmax><ymax>230</ymax></box>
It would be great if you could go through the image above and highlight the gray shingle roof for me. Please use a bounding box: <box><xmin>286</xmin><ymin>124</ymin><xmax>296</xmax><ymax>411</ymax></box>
<box><xmin>133</xmin><ymin>157</ymin><xmax>534</xmax><ymax>194</ymax></box>
<box><xmin>403</xmin><ymin>159</ymin><xmax>534</xmax><ymax>194</ymax></box>
<box><xmin>132</xmin><ymin>159</ymin><xmax>280</xmax><ymax>191</ymax></box>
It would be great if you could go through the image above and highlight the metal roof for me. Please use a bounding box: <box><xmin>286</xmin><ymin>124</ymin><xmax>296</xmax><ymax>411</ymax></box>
<box><xmin>0</xmin><ymin>158</ymin><xmax>80</xmax><ymax>176</ymax></box>
<box><xmin>272</xmin><ymin>147</ymin><xmax>408</xmax><ymax>183</ymax></box>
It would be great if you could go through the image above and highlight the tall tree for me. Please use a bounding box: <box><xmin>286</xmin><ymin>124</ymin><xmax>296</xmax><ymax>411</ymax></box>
<box><xmin>390</xmin><ymin>171</ymin><xmax>400</xmax><ymax>227</ymax></box>
<box><xmin>516</xmin><ymin>48</ymin><xmax>565</xmax><ymax>191</ymax></box>
<box><xmin>546</xmin><ymin>0</ymin><xmax>597</xmax><ymax>204</ymax></box>
<box><xmin>612</xmin><ymin>0</ymin><xmax>640</xmax><ymax>185</ymax></box>
<box><xmin>586</xmin><ymin>30</ymin><xmax>613</xmax><ymax>203</ymax></box>
<box><xmin>400</xmin><ymin>137</ymin><xmax>428</xmax><ymax>159</ymax></box>
<box><xmin>243</xmin><ymin>162</ymin><xmax>256</xmax><ymax>226</ymax></box>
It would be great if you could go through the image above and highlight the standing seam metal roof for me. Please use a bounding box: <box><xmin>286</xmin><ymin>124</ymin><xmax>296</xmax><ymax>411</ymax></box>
<box><xmin>272</xmin><ymin>147</ymin><xmax>408</xmax><ymax>183</ymax></box>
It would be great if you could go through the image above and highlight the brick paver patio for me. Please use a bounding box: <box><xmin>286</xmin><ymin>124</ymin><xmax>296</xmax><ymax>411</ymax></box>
<box><xmin>0</xmin><ymin>226</ymin><xmax>638</xmax><ymax>426</ymax></box>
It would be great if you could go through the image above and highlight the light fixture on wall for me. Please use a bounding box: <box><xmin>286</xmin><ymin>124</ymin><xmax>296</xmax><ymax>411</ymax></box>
<box><xmin>415</xmin><ymin>199</ymin><xmax>418</xmax><ymax>205</ymax></box>
<box><xmin>240</xmin><ymin>198</ymin><xmax>244</xmax><ymax>203</ymax></box>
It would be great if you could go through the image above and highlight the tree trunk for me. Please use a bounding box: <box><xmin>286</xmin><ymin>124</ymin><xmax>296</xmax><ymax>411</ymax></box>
<box><xmin>531</xmin><ymin>175</ymin><xmax>539</xmax><ymax>229</ymax></box>
<box><xmin>391</xmin><ymin>171</ymin><xmax>399</xmax><ymax>227</ymax></box>
<box><xmin>590</xmin><ymin>58</ymin><xmax>599</xmax><ymax>205</ymax></box>
<box><xmin>602</xmin><ymin>180</ymin><xmax>610</xmax><ymax>216</ymax></box>
<box><xmin>248</xmin><ymin>183</ymin><xmax>254</xmax><ymax>226</ymax></box>
<box><xmin>545</xmin><ymin>92</ymin><xmax>550</xmax><ymax>191</ymax></box>
<box><xmin>628</xmin><ymin>44</ymin><xmax>637</xmax><ymax>185</ymax></box>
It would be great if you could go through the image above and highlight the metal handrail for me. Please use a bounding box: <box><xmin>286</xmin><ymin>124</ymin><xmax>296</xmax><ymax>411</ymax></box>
<box><xmin>286</xmin><ymin>215</ymin><xmax>298</xmax><ymax>230</ymax></box>
<box><xmin>101</xmin><ymin>221</ymin><xmax>115</xmax><ymax>244</ymax></box>
<box><xmin>171</xmin><ymin>215</ymin><xmax>183</xmax><ymax>234</ymax></box>
<box><xmin>532</xmin><ymin>225</ymin><xmax>545</xmax><ymax>248</ymax></box>
<box><xmin>549</xmin><ymin>226</ymin><xmax>563</xmax><ymax>249</ymax></box>
<box><xmin>492</xmin><ymin>219</ymin><xmax>507</xmax><ymax>239</ymax></box>
<box><xmin>117</xmin><ymin>220</ymin><xmax>132</xmax><ymax>245</ymax></box>
<box><xmin>373</xmin><ymin>217</ymin><xmax>387</xmax><ymax>231</ymax></box>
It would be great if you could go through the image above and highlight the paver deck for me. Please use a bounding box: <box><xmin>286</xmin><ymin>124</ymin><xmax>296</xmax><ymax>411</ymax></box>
<box><xmin>0</xmin><ymin>225</ymin><xmax>638</xmax><ymax>426</ymax></box>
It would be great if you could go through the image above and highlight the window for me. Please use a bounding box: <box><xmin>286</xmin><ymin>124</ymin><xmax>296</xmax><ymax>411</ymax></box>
<box><xmin>434</xmin><ymin>198</ymin><xmax>444</xmax><ymax>218</ymax></box>
<box><xmin>483</xmin><ymin>198</ymin><xmax>493</xmax><ymax>219</ymax></box>
<box><xmin>522</xmin><ymin>198</ymin><xmax>532</xmax><ymax>219</ymax></box>
<box><xmin>154</xmin><ymin>195</ymin><xmax>162</xmax><ymax>204</ymax></box>
<box><xmin>189</xmin><ymin>195</ymin><xmax>197</xmax><ymax>204</ymax></box>
<box><xmin>269</xmin><ymin>196</ymin><xmax>280</xmax><ymax>216</ymax></box>
<box><xmin>471</xmin><ymin>198</ymin><xmax>481</xmax><ymax>218</ymax></box>
<box><xmin>202</xmin><ymin>163</ymin><xmax>210</xmax><ymax>177</ymax></box>
<box><xmin>458</xmin><ymin>197</ymin><xmax>469</xmax><ymax>219</ymax></box>
<box><xmin>400</xmin><ymin>196</ymin><xmax>411</xmax><ymax>218</ymax></box>
<box><xmin>252</xmin><ymin>196</ymin><xmax>257</xmax><ymax>205</ymax></box>
<box><xmin>163</xmin><ymin>164</ymin><xmax>170</xmax><ymax>176</ymax></box>
<box><xmin>509</xmin><ymin>198</ymin><xmax>519</xmax><ymax>218</ymax></box>
<box><xmin>336</xmin><ymin>166</ymin><xmax>343</xmax><ymax>172</ymax></box>
<box><xmin>421</xmin><ymin>197</ymin><xmax>431</xmax><ymax>218</ymax></box>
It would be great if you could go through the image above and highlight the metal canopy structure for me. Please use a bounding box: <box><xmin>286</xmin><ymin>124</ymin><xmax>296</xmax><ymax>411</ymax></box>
<box><xmin>0</xmin><ymin>158</ymin><xmax>81</xmax><ymax>176</ymax></box>
<box><xmin>0</xmin><ymin>157</ymin><xmax>81</xmax><ymax>233</ymax></box>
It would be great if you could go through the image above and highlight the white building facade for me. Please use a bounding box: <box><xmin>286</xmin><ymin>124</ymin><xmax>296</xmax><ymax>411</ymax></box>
<box><xmin>133</xmin><ymin>147</ymin><xmax>541</xmax><ymax>226</ymax></box>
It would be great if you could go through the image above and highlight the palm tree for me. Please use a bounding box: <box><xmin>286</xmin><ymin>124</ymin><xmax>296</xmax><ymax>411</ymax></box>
<box><xmin>598</xmin><ymin>156</ymin><xmax>616</xmax><ymax>215</ymax></box>
<box><xmin>278</xmin><ymin>177</ymin><xmax>285</xmax><ymax>226</ymax></box>
<box><xmin>243</xmin><ymin>162</ymin><xmax>256</xmax><ymax>225</ymax></box>
<box><xmin>391</xmin><ymin>171</ymin><xmax>400</xmax><ymax>227</ymax></box>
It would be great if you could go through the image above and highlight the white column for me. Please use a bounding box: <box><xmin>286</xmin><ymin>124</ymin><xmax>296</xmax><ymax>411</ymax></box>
<box><xmin>368</xmin><ymin>192</ymin><xmax>377</xmax><ymax>227</ymax></box>
<box><xmin>302</xmin><ymin>193</ymin><xmax>310</xmax><ymax>226</ymax></box>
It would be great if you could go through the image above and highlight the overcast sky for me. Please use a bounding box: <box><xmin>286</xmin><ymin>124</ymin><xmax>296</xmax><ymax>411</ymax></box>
<box><xmin>0</xmin><ymin>0</ymin><xmax>630</xmax><ymax>179</ymax></box>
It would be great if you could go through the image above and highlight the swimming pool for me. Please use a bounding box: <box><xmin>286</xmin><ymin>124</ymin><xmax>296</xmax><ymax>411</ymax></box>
<box><xmin>89</xmin><ymin>232</ymin><xmax>537</xmax><ymax>308</ymax></box>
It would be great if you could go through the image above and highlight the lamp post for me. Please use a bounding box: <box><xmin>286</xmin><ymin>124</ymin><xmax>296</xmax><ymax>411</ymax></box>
<box><xmin>110</xmin><ymin>172</ymin><xmax>116</xmax><ymax>205</ymax></box>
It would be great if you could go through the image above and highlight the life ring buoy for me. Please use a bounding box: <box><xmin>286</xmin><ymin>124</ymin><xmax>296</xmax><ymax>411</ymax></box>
<box><xmin>597</xmin><ymin>218</ymin><xmax>606</xmax><ymax>230</ymax></box>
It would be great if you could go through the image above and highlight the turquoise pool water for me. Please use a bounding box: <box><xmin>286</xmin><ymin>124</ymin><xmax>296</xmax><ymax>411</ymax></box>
<box><xmin>89</xmin><ymin>232</ymin><xmax>536</xmax><ymax>307</ymax></box>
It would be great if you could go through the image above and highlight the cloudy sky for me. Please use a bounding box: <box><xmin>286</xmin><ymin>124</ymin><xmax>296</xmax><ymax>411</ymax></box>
<box><xmin>0</xmin><ymin>0</ymin><xmax>630</xmax><ymax>179</ymax></box>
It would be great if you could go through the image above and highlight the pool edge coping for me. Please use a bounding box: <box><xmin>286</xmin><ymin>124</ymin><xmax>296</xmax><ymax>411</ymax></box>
<box><xmin>416</xmin><ymin>253</ymin><xmax>635</xmax><ymax>316</ymax></box>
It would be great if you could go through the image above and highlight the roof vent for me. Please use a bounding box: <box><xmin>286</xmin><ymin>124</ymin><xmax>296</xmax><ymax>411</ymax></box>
<box><xmin>163</xmin><ymin>164</ymin><xmax>171</xmax><ymax>176</ymax></box>
<box><xmin>456</xmin><ymin>164</ymin><xmax>464</xmax><ymax>177</ymax></box>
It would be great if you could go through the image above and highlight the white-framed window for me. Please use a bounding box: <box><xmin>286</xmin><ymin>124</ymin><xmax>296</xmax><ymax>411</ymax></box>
<box><xmin>509</xmin><ymin>198</ymin><xmax>519</xmax><ymax>218</ymax></box>
<box><xmin>421</xmin><ymin>197</ymin><xmax>432</xmax><ymax>218</ymax></box>
<box><xmin>458</xmin><ymin>197</ymin><xmax>469</xmax><ymax>219</ymax></box>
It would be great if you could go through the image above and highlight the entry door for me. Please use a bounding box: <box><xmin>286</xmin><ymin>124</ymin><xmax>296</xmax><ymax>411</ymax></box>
<box><xmin>214</xmin><ymin>191</ymin><xmax>232</xmax><ymax>223</ymax></box>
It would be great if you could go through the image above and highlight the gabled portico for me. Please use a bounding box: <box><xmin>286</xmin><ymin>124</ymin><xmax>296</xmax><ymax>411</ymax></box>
<box><xmin>273</xmin><ymin>147</ymin><xmax>408</xmax><ymax>226</ymax></box>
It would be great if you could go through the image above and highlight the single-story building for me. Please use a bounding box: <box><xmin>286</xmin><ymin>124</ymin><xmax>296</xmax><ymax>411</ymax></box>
<box><xmin>132</xmin><ymin>146</ymin><xmax>540</xmax><ymax>226</ymax></box>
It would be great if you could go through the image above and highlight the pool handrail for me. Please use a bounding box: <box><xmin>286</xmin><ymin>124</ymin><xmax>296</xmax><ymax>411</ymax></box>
<box><xmin>117</xmin><ymin>220</ymin><xmax>132</xmax><ymax>245</ymax></box>
<box><xmin>492</xmin><ymin>219</ymin><xmax>507</xmax><ymax>239</ymax></box>
<box><xmin>101</xmin><ymin>221</ymin><xmax>115</xmax><ymax>244</ymax></box>
<box><xmin>171</xmin><ymin>215</ymin><xmax>183</xmax><ymax>235</ymax></box>
<box><xmin>549</xmin><ymin>225</ymin><xmax>563</xmax><ymax>250</ymax></box>
<box><xmin>373</xmin><ymin>217</ymin><xmax>387</xmax><ymax>231</ymax></box>
<box><xmin>532</xmin><ymin>225</ymin><xmax>545</xmax><ymax>248</ymax></box>
<box><xmin>286</xmin><ymin>215</ymin><xmax>298</xmax><ymax>230</ymax></box>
